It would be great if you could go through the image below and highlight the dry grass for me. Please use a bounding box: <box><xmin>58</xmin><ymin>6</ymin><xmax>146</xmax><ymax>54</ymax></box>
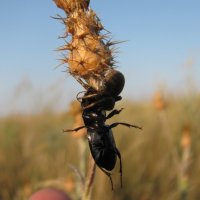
<box><xmin>0</xmin><ymin>91</ymin><xmax>200</xmax><ymax>200</ymax></box>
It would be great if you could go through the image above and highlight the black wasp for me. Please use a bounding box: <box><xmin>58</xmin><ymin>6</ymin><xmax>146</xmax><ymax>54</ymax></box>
<box><xmin>64</xmin><ymin>69</ymin><xmax>142</xmax><ymax>189</ymax></box>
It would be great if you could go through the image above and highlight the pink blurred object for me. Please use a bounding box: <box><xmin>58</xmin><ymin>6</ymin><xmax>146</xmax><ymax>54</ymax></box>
<box><xmin>29</xmin><ymin>188</ymin><xmax>71</xmax><ymax>200</ymax></box>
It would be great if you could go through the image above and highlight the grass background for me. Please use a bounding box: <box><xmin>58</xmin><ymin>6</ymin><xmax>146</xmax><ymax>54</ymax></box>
<box><xmin>0</xmin><ymin>87</ymin><xmax>200</xmax><ymax>200</ymax></box>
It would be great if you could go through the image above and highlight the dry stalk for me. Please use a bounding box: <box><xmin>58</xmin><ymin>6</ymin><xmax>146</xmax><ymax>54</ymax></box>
<box><xmin>154</xmin><ymin>92</ymin><xmax>192</xmax><ymax>199</ymax></box>
<box><xmin>179</xmin><ymin>125</ymin><xmax>191</xmax><ymax>200</ymax></box>
<box><xmin>68</xmin><ymin>101</ymin><xmax>96</xmax><ymax>199</ymax></box>
<box><xmin>82</xmin><ymin>156</ymin><xmax>96</xmax><ymax>200</ymax></box>
<box><xmin>154</xmin><ymin>91</ymin><xmax>180</xmax><ymax>170</ymax></box>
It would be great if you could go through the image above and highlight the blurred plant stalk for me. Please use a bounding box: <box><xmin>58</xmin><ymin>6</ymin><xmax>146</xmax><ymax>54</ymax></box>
<box><xmin>179</xmin><ymin>125</ymin><xmax>191</xmax><ymax>200</ymax></box>
<box><xmin>69</xmin><ymin>101</ymin><xmax>95</xmax><ymax>200</ymax></box>
<box><xmin>82</xmin><ymin>156</ymin><xmax>96</xmax><ymax>200</ymax></box>
<box><xmin>154</xmin><ymin>91</ymin><xmax>191</xmax><ymax>200</ymax></box>
<box><xmin>154</xmin><ymin>91</ymin><xmax>180</xmax><ymax>168</ymax></box>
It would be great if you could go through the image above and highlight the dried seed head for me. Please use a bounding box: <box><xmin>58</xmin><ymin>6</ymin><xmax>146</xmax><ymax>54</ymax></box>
<box><xmin>68</xmin><ymin>37</ymin><xmax>112</xmax><ymax>76</ymax></box>
<box><xmin>64</xmin><ymin>176</ymin><xmax>75</xmax><ymax>192</ymax></box>
<box><xmin>53</xmin><ymin>0</ymin><xmax>89</xmax><ymax>14</ymax></box>
<box><xmin>54</xmin><ymin>0</ymin><xmax>118</xmax><ymax>82</ymax></box>
<box><xmin>153</xmin><ymin>91</ymin><xmax>167</xmax><ymax>111</ymax></box>
<box><xmin>181</xmin><ymin>125</ymin><xmax>191</xmax><ymax>149</ymax></box>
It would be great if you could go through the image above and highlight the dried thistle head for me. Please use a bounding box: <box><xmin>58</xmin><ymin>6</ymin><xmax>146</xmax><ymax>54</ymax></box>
<box><xmin>53</xmin><ymin>0</ymin><xmax>116</xmax><ymax>81</ymax></box>
<box><xmin>181</xmin><ymin>124</ymin><xmax>191</xmax><ymax>149</ymax></box>
<box><xmin>153</xmin><ymin>91</ymin><xmax>167</xmax><ymax>111</ymax></box>
<box><xmin>64</xmin><ymin>176</ymin><xmax>75</xmax><ymax>192</ymax></box>
<box><xmin>53</xmin><ymin>0</ymin><xmax>89</xmax><ymax>13</ymax></box>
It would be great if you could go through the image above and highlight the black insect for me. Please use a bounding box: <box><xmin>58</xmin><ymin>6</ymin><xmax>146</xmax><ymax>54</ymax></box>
<box><xmin>73</xmin><ymin>69</ymin><xmax>125</xmax><ymax>111</ymax></box>
<box><xmin>65</xmin><ymin>69</ymin><xmax>142</xmax><ymax>189</ymax></box>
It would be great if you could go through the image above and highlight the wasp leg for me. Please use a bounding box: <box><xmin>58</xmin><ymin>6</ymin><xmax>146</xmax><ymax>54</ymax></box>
<box><xmin>115</xmin><ymin>95</ymin><xmax>122</xmax><ymax>102</ymax></box>
<box><xmin>63</xmin><ymin>126</ymin><xmax>86</xmax><ymax>132</ymax></box>
<box><xmin>77</xmin><ymin>91</ymin><xmax>120</xmax><ymax>111</ymax></box>
<box><xmin>73</xmin><ymin>76</ymin><xmax>89</xmax><ymax>90</ymax></box>
<box><xmin>76</xmin><ymin>91</ymin><xmax>87</xmax><ymax>102</ymax></box>
<box><xmin>83</xmin><ymin>97</ymin><xmax>116</xmax><ymax>111</ymax></box>
<box><xmin>98</xmin><ymin>167</ymin><xmax>114</xmax><ymax>190</ymax></box>
<box><xmin>115</xmin><ymin>148</ymin><xmax>122</xmax><ymax>188</ymax></box>
<box><xmin>77</xmin><ymin>92</ymin><xmax>100</xmax><ymax>101</ymax></box>
<box><xmin>109</xmin><ymin>122</ymin><xmax>142</xmax><ymax>130</ymax></box>
<box><xmin>106</xmin><ymin>108</ymin><xmax>124</xmax><ymax>119</ymax></box>
<box><xmin>83</xmin><ymin>98</ymin><xmax>106</xmax><ymax>109</ymax></box>
<box><xmin>79</xmin><ymin>93</ymin><xmax>121</xmax><ymax>102</ymax></box>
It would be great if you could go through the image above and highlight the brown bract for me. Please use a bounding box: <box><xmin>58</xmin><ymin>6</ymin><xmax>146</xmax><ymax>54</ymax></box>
<box><xmin>69</xmin><ymin>35</ymin><xmax>111</xmax><ymax>77</ymax></box>
<box><xmin>53</xmin><ymin>0</ymin><xmax>89</xmax><ymax>13</ymax></box>
<box><xmin>53</xmin><ymin>0</ymin><xmax>114</xmax><ymax>78</ymax></box>
<box><xmin>153</xmin><ymin>91</ymin><xmax>167</xmax><ymax>111</ymax></box>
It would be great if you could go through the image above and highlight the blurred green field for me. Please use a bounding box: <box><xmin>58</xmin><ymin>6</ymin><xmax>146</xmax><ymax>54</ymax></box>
<box><xmin>0</xmin><ymin>92</ymin><xmax>200</xmax><ymax>200</ymax></box>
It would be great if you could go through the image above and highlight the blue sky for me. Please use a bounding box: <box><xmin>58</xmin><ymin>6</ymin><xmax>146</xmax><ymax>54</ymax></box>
<box><xmin>0</xmin><ymin>0</ymin><xmax>200</xmax><ymax>115</ymax></box>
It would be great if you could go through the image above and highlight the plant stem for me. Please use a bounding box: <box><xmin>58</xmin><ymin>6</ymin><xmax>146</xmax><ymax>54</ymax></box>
<box><xmin>82</xmin><ymin>155</ymin><xmax>96</xmax><ymax>200</ymax></box>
